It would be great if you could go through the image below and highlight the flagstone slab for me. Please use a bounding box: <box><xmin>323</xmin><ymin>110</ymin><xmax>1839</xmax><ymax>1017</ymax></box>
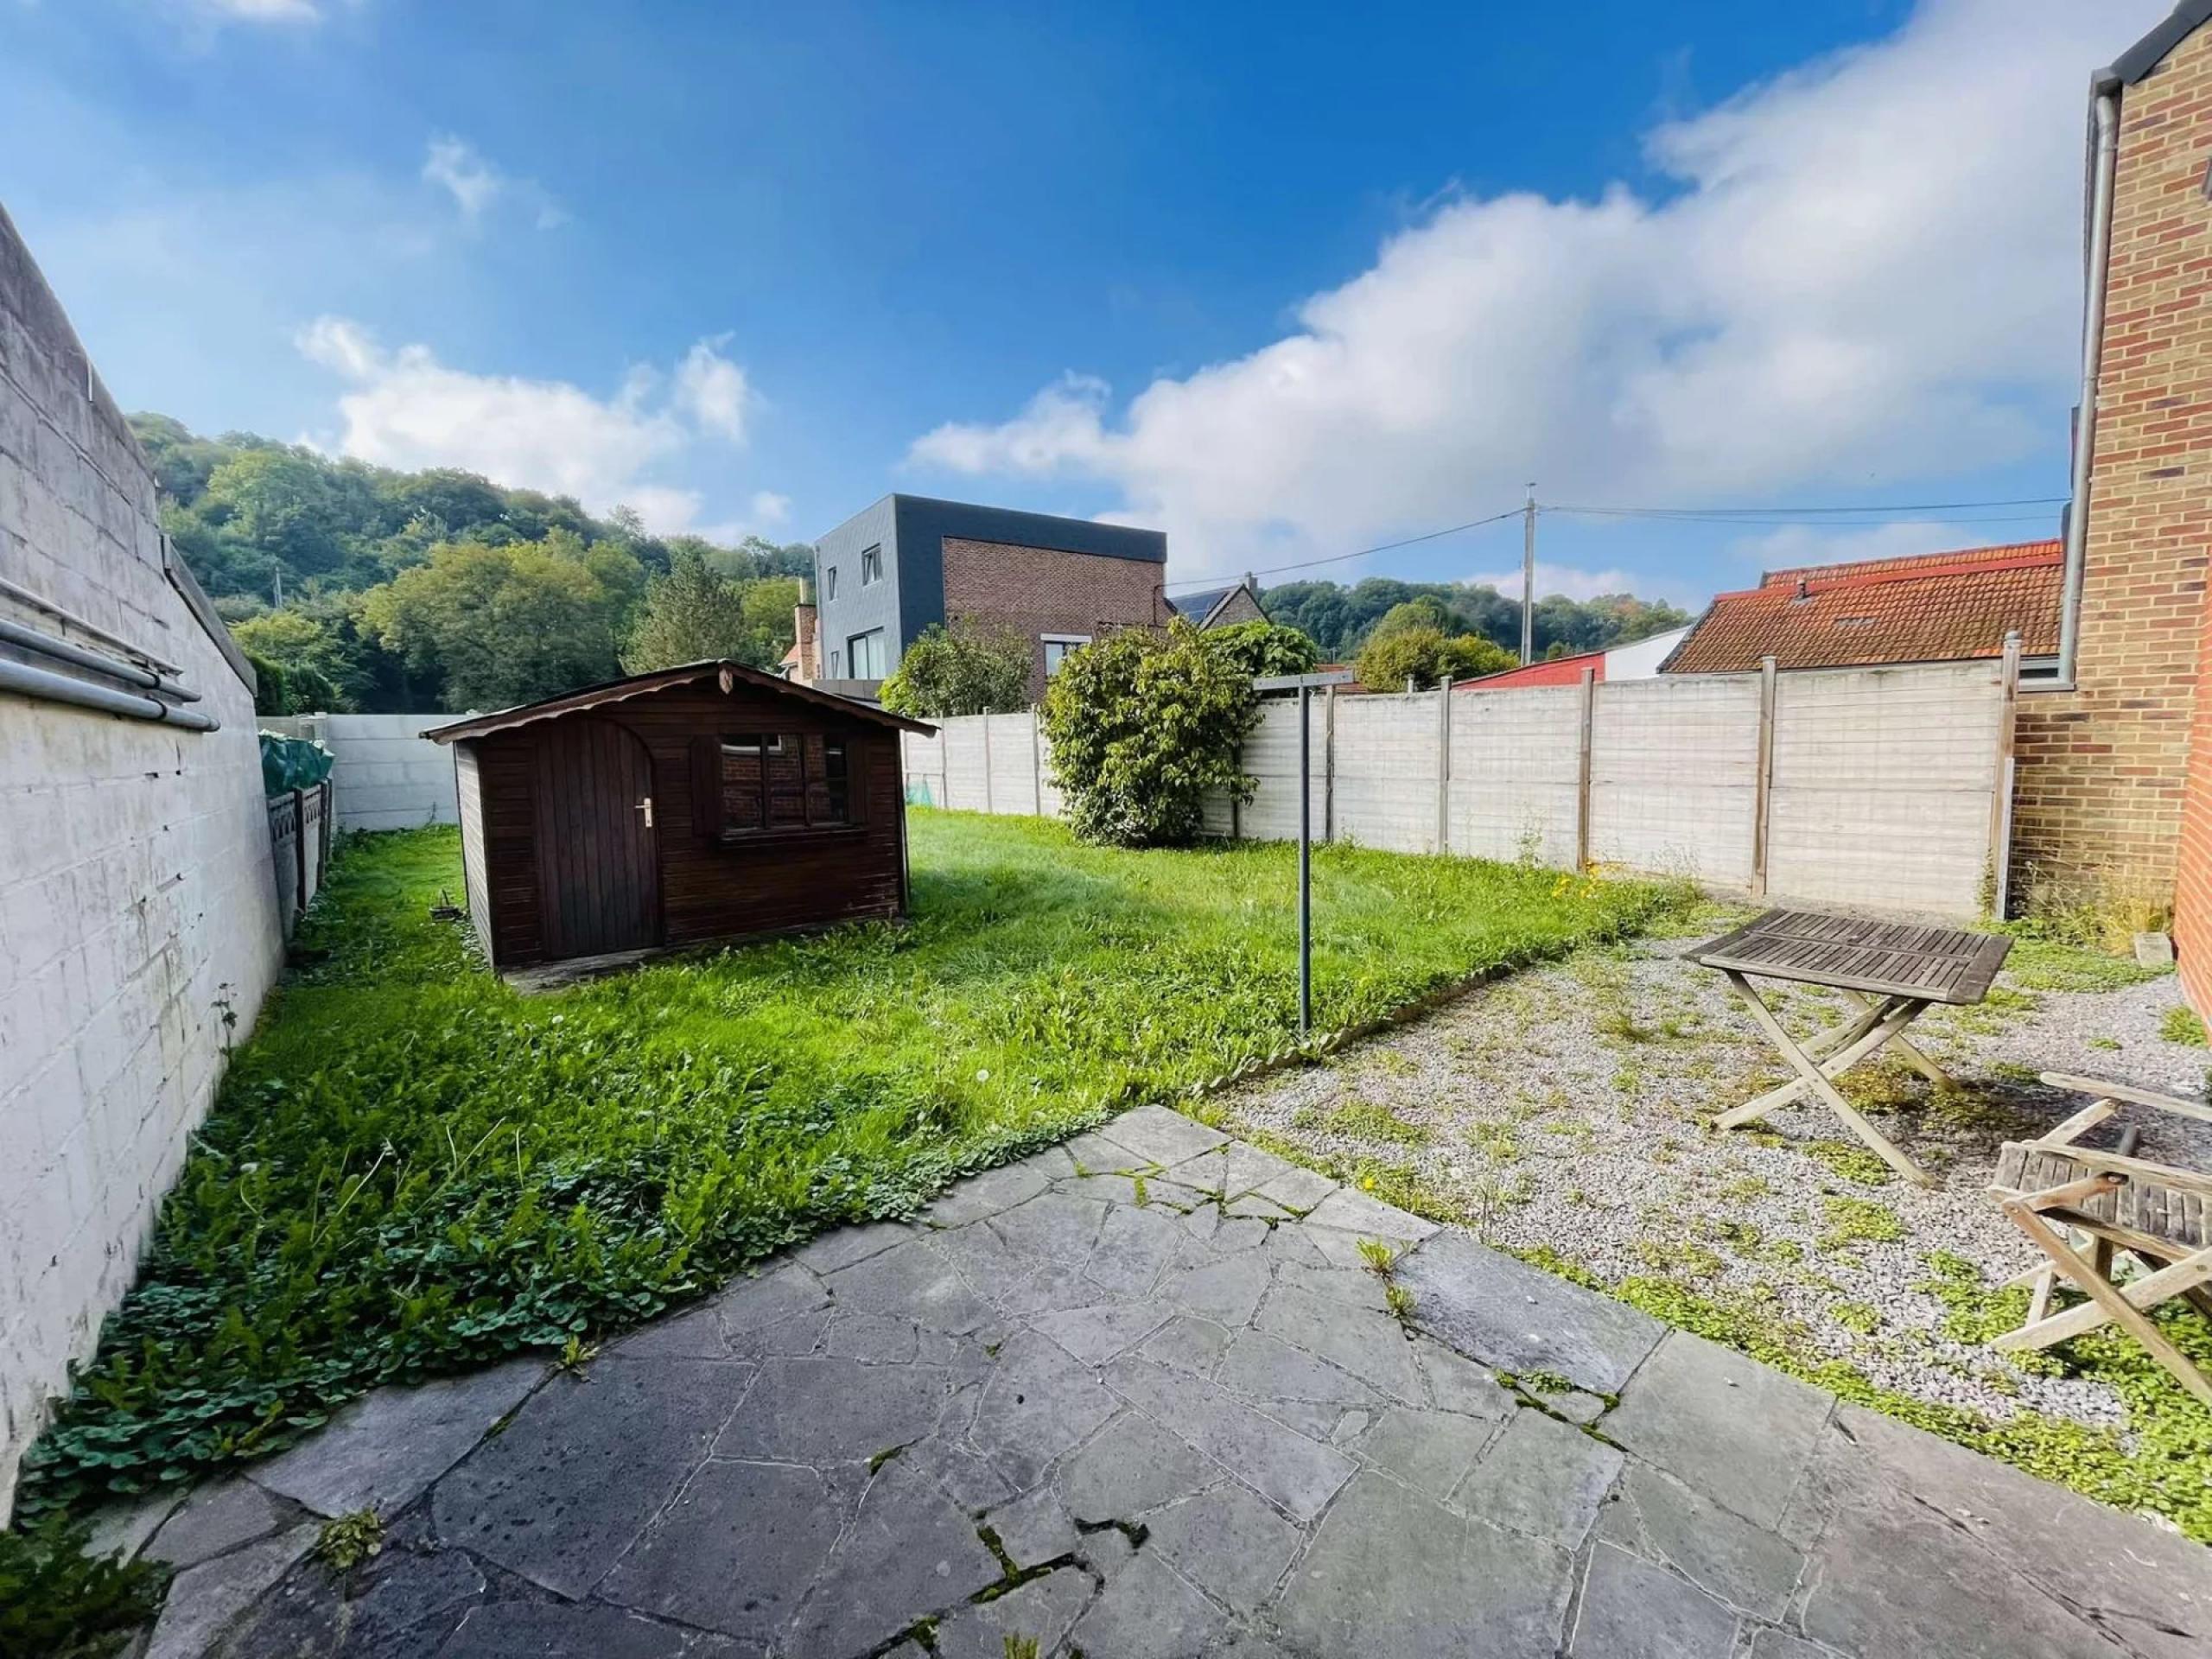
<box><xmin>1454</xmin><ymin>1408</ymin><xmax>1624</xmax><ymax>1548</ymax></box>
<box><xmin>922</xmin><ymin>1160</ymin><xmax>1053</xmax><ymax>1227</ymax></box>
<box><xmin>145</xmin><ymin>1477</ymin><xmax>291</xmax><ymax>1569</ymax></box>
<box><xmin>1596</xmin><ymin>1462</ymin><xmax>1806</xmax><ymax>1622</ymax></box>
<box><xmin>1058</xmin><ymin>1410</ymin><xmax>1223</xmax><ymax>1523</ymax></box>
<box><xmin>1397</xmin><ymin>1228</ymin><xmax>1662</xmax><ymax>1395</ymax></box>
<box><xmin>1160</xmin><ymin>1250</ymin><xmax>1273</xmax><ymax>1327</ymax></box>
<box><xmin>1252</xmin><ymin>1284</ymin><xmax>1421</xmax><ymax>1402</ymax></box>
<box><xmin>1604</xmin><ymin>1333</ymin><xmax>1829</xmax><ymax>1530</ymax></box>
<box><xmin>823</xmin><ymin>1241</ymin><xmax>995</xmax><ymax>1335</ymax></box>
<box><xmin>1299</xmin><ymin>1186</ymin><xmax>1439</xmax><ymax>1241</ymax></box>
<box><xmin>1275</xmin><ymin>1473</ymin><xmax>1573</xmax><ymax>1659</ymax></box>
<box><xmin>931</xmin><ymin>1566</ymin><xmax>1094</xmax><ymax>1659</ymax></box>
<box><xmin>1099</xmin><ymin>1104</ymin><xmax>1230</xmax><ymax>1166</ymax></box>
<box><xmin>1065</xmin><ymin>1552</ymin><xmax>1228</xmax><ymax>1659</ymax></box>
<box><xmin>1569</xmin><ymin>1541</ymin><xmax>1739</xmax><ymax>1659</ymax></box>
<box><xmin>1104</xmin><ymin>1356</ymin><xmax>1355</xmax><ymax>1522</ymax></box>
<box><xmin>1143</xmin><ymin>1481</ymin><xmax>1302</xmax><ymax>1613</ymax></box>
<box><xmin>432</xmin><ymin>1357</ymin><xmax>753</xmax><ymax>1599</ymax></box>
<box><xmin>786</xmin><ymin>1462</ymin><xmax>1000</xmax><ymax>1659</ymax></box>
<box><xmin>969</xmin><ymin>1330</ymin><xmax>1122</xmax><ymax>1490</ymax></box>
<box><xmin>146</xmin><ymin>1523</ymin><xmax>319</xmax><ymax>1659</ymax></box>
<box><xmin>716</xmin><ymin>1356</ymin><xmax>952</xmax><ymax>1465</ymax></box>
<box><xmin>436</xmin><ymin>1600</ymin><xmax>728</xmax><ymax>1658</ymax></box>
<box><xmin>597</xmin><ymin>1459</ymin><xmax>842</xmax><ymax>1638</ymax></box>
<box><xmin>249</xmin><ymin>1355</ymin><xmax>549</xmax><ymax>1520</ymax></box>
<box><xmin>1353</xmin><ymin>1406</ymin><xmax>1498</xmax><ymax>1502</ymax></box>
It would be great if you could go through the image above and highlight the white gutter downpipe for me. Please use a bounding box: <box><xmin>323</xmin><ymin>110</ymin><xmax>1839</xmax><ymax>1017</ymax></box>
<box><xmin>2058</xmin><ymin>82</ymin><xmax>2122</xmax><ymax>687</ymax></box>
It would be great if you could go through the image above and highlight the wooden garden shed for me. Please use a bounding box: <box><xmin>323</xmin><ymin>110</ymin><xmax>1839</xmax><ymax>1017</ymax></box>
<box><xmin>424</xmin><ymin>661</ymin><xmax>932</xmax><ymax>973</ymax></box>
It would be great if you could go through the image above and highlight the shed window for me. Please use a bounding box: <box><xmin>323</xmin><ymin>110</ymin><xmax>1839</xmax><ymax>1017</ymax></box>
<box><xmin>720</xmin><ymin>734</ymin><xmax>855</xmax><ymax>833</ymax></box>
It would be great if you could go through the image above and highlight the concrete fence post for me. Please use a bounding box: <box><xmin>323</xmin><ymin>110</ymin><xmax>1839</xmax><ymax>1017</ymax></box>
<box><xmin>1323</xmin><ymin>684</ymin><xmax>1338</xmax><ymax>843</ymax></box>
<box><xmin>1751</xmin><ymin>656</ymin><xmax>1777</xmax><ymax>900</ymax></box>
<box><xmin>1989</xmin><ymin>632</ymin><xmax>2022</xmax><ymax>918</ymax></box>
<box><xmin>1435</xmin><ymin>677</ymin><xmax>1452</xmax><ymax>853</ymax></box>
<box><xmin>1575</xmin><ymin>667</ymin><xmax>1596</xmax><ymax>872</ymax></box>
<box><xmin>1030</xmin><ymin>712</ymin><xmax>1043</xmax><ymax>816</ymax></box>
<box><xmin>981</xmin><ymin>716</ymin><xmax>993</xmax><ymax>815</ymax></box>
<box><xmin>292</xmin><ymin>786</ymin><xmax>309</xmax><ymax>914</ymax></box>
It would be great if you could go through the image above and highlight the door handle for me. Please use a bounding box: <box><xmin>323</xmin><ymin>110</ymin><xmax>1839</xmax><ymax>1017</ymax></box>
<box><xmin>636</xmin><ymin>796</ymin><xmax>654</xmax><ymax>829</ymax></box>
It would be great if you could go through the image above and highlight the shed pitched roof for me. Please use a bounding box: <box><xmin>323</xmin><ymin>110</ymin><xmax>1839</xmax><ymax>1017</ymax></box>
<box><xmin>423</xmin><ymin>660</ymin><xmax>936</xmax><ymax>744</ymax></box>
<box><xmin>1663</xmin><ymin>540</ymin><xmax>2063</xmax><ymax>675</ymax></box>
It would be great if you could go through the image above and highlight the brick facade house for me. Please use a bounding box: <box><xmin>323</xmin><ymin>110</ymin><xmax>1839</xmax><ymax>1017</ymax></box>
<box><xmin>2012</xmin><ymin>5</ymin><xmax>2212</xmax><ymax>939</ymax></box>
<box><xmin>1166</xmin><ymin>579</ymin><xmax>1268</xmax><ymax>630</ymax></box>
<box><xmin>807</xmin><ymin>495</ymin><xmax>1168</xmax><ymax>702</ymax></box>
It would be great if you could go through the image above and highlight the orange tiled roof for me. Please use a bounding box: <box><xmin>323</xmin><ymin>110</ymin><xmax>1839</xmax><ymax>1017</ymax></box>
<box><xmin>1457</xmin><ymin>649</ymin><xmax>1605</xmax><ymax>690</ymax></box>
<box><xmin>1664</xmin><ymin>540</ymin><xmax>2063</xmax><ymax>674</ymax></box>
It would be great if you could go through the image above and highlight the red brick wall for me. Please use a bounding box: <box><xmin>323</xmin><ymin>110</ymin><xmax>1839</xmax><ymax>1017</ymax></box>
<box><xmin>2012</xmin><ymin>22</ymin><xmax>2212</xmax><ymax>918</ymax></box>
<box><xmin>2179</xmin><ymin>582</ymin><xmax>2212</xmax><ymax>1012</ymax></box>
<box><xmin>940</xmin><ymin>537</ymin><xmax>1168</xmax><ymax>700</ymax></box>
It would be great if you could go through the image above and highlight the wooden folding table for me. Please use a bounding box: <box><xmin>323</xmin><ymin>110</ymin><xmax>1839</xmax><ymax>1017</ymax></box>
<box><xmin>1688</xmin><ymin>910</ymin><xmax>2012</xmax><ymax>1188</ymax></box>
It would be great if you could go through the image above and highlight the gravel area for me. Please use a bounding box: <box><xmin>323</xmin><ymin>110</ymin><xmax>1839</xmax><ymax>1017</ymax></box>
<box><xmin>1217</xmin><ymin>907</ymin><xmax>2208</xmax><ymax>1436</ymax></box>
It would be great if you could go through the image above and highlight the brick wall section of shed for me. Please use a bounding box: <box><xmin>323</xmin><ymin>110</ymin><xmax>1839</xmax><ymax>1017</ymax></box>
<box><xmin>939</xmin><ymin>537</ymin><xmax>1167</xmax><ymax>701</ymax></box>
<box><xmin>0</xmin><ymin>207</ymin><xmax>283</xmax><ymax>1516</ymax></box>
<box><xmin>2012</xmin><ymin>20</ymin><xmax>2212</xmax><ymax>902</ymax></box>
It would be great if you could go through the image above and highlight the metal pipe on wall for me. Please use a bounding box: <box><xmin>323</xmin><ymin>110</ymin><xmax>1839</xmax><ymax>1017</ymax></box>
<box><xmin>0</xmin><ymin>614</ymin><xmax>200</xmax><ymax>700</ymax></box>
<box><xmin>0</xmin><ymin>655</ymin><xmax>219</xmax><ymax>731</ymax></box>
<box><xmin>0</xmin><ymin>572</ymin><xmax>183</xmax><ymax>675</ymax></box>
<box><xmin>2056</xmin><ymin>84</ymin><xmax>2121</xmax><ymax>689</ymax></box>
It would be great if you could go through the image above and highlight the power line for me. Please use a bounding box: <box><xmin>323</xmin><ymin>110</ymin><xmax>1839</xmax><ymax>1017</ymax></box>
<box><xmin>1160</xmin><ymin>493</ymin><xmax>2069</xmax><ymax>591</ymax></box>
<box><xmin>1160</xmin><ymin>508</ymin><xmax>1523</xmax><ymax>590</ymax></box>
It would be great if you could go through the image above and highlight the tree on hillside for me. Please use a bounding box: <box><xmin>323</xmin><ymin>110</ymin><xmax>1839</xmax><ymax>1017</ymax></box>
<box><xmin>622</xmin><ymin>548</ymin><xmax>754</xmax><ymax>672</ymax></box>
<box><xmin>1262</xmin><ymin>575</ymin><xmax>1688</xmax><ymax>661</ymax></box>
<box><xmin>879</xmin><ymin>623</ymin><xmax>1033</xmax><ymax>717</ymax></box>
<box><xmin>229</xmin><ymin>609</ymin><xmax>361</xmax><ymax>711</ymax></box>
<box><xmin>1354</xmin><ymin>625</ymin><xmax>1516</xmax><ymax>691</ymax></box>
<box><xmin>360</xmin><ymin>531</ymin><xmax>644</xmax><ymax>709</ymax></box>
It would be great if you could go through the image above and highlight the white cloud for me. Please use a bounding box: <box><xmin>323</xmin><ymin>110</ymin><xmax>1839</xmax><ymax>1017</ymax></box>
<box><xmin>420</xmin><ymin>134</ymin><xmax>565</xmax><ymax>230</ymax></box>
<box><xmin>1468</xmin><ymin>562</ymin><xmax>1699</xmax><ymax>606</ymax></box>
<box><xmin>749</xmin><ymin>490</ymin><xmax>793</xmax><ymax>528</ymax></box>
<box><xmin>421</xmin><ymin>136</ymin><xmax>501</xmax><ymax>220</ymax></box>
<box><xmin>674</xmin><ymin>335</ymin><xmax>753</xmax><ymax>442</ymax></box>
<box><xmin>908</xmin><ymin>0</ymin><xmax>2163</xmax><ymax>580</ymax></box>
<box><xmin>297</xmin><ymin>319</ymin><xmax>758</xmax><ymax>536</ymax></box>
<box><xmin>177</xmin><ymin>0</ymin><xmax>327</xmax><ymax>20</ymax></box>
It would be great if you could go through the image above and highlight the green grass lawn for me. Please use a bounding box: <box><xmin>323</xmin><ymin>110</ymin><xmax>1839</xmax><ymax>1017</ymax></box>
<box><xmin>22</xmin><ymin>809</ymin><xmax>1678</xmax><ymax>1515</ymax></box>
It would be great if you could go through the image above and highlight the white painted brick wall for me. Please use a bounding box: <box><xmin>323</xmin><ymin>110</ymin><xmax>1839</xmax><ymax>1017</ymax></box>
<box><xmin>0</xmin><ymin>207</ymin><xmax>284</xmax><ymax>1517</ymax></box>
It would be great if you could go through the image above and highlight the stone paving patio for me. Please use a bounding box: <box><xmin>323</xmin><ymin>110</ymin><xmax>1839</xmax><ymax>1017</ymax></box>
<box><xmin>114</xmin><ymin>1108</ymin><xmax>2210</xmax><ymax>1659</ymax></box>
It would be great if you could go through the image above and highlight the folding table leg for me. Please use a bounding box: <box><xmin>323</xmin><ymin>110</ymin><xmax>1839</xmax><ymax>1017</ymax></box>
<box><xmin>1715</xmin><ymin>995</ymin><xmax>1924</xmax><ymax>1130</ymax></box>
<box><xmin>1719</xmin><ymin>970</ymin><xmax>1936</xmax><ymax>1186</ymax></box>
<box><xmin>1838</xmin><ymin>988</ymin><xmax>1955</xmax><ymax>1091</ymax></box>
<box><xmin>1999</xmin><ymin>1205</ymin><xmax>2212</xmax><ymax>1406</ymax></box>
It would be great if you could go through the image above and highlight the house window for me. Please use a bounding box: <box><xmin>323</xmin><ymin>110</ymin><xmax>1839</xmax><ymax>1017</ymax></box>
<box><xmin>720</xmin><ymin>734</ymin><xmax>855</xmax><ymax>833</ymax></box>
<box><xmin>849</xmin><ymin>629</ymin><xmax>887</xmax><ymax>678</ymax></box>
<box><xmin>824</xmin><ymin>565</ymin><xmax>839</xmax><ymax>601</ymax></box>
<box><xmin>861</xmin><ymin>544</ymin><xmax>884</xmax><ymax>585</ymax></box>
<box><xmin>830</xmin><ymin>650</ymin><xmax>842</xmax><ymax>677</ymax></box>
<box><xmin>1041</xmin><ymin>633</ymin><xmax>1091</xmax><ymax>677</ymax></box>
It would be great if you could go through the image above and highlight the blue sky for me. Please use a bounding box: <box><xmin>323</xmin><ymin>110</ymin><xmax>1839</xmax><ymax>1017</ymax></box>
<box><xmin>0</xmin><ymin>0</ymin><xmax>2171</xmax><ymax>607</ymax></box>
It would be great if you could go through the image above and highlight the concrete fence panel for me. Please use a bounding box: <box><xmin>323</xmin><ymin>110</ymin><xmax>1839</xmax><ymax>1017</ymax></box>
<box><xmin>1332</xmin><ymin>692</ymin><xmax>1444</xmax><ymax>853</ymax></box>
<box><xmin>262</xmin><ymin>713</ymin><xmax>458</xmax><ymax>832</ymax></box>
<box><xmin>1590</xmin><ymin>674</ymin><xmax>1762</xmax><ymax>888</ymax></box>
<box><xmin>1240</xmin><ymin>698</ymin><xmax>1329</xmax><ymax>842</ymax></box>
<box><xmin>1766</xmin><ymin>661</ymin><xmax>2005</xmax><ymax>914</ymax></box>
<box><xmin>1447</xmin><ymin>683</ymin><xmax>1582</xmax><ymax>866</ymax></box>
<box><xmin>985</xmin><ymin>713</ymin><xmax>1039</xmax><ymax>815</ymax></box>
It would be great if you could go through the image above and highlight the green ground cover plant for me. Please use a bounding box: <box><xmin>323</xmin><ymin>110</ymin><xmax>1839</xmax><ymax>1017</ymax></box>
<box><xmin>22</xmin><ymin>810</ymin><xmax>1671</xmax><ymax>1515</ymax></box>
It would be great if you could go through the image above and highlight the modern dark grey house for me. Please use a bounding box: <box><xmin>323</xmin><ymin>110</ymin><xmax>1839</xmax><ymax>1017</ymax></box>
<box><xmin>806</xmin><ymin>495</ymin><xmax>1168</xmax><ymax>699</ymax></box>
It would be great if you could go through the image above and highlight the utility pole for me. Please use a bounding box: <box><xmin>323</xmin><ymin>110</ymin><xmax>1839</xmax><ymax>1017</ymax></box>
<box><xmin>1520</xmin><ymin>484</ymin><xmax>1536</xmax><ymax>664</ymax></box>
<box><xmin>273</xmin><ymin>568</ymin><xmax>283</xmax><ymax>609</ymax></box>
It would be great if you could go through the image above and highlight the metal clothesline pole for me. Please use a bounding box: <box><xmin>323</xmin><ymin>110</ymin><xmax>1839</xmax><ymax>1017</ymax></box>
<box><xmin>1253</xmin><ymin>668</ymin><xmax>1355</xmax><ymax>1040</ymax></box>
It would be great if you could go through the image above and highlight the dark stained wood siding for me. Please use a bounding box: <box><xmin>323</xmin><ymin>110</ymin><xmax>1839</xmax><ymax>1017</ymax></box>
<box><xmin>454</xmin><ymin>745</ymin><xmax>493</xmax><ymax>957</ymax></box>
<box><xmin>531</xmin><ymin>718</ymin><xmax>662</xmax><ymax>959</ymax></box>
<box><xmin>456</xmin><ymin>679</ymin><xmax>911</xmax><ymax>969</ymax></box>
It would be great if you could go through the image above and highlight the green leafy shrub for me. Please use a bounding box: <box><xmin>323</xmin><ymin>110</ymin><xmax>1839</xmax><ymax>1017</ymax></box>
<box><xmin>1353</xmin><ymin>625</ymin><xmax>1516</xmax><ymax>691</ymax></box>
<box><xmin>1201</xmin><ymin>619</ymin><xmax>1319</xmax><ymax>679</ymax></box>
<box><xmin>1039</xmin><ymin>619</ymin><xmax>1258</xmax><ymax>847</ymax></box>
<box><xmin>879</xmin><ymin>623</ymin><xmax>1034</xmax><ymax>717</ymax></box>
<box><xmin>0</xmin><ymin>1515</ymin><xmax>168</xmax><ymax>1659</ymax></box>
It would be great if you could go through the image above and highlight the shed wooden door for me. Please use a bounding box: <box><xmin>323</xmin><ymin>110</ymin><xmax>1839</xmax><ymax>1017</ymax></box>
<box><xmin>531</xmin><ymin>718</ymin><xmax>661</xmax><ymax>959</ymax></box>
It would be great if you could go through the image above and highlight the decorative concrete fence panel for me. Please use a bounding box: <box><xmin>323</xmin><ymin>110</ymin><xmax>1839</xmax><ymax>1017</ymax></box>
<box><xmin>1332</xmin><ymin>692</ymin><xmax>1447</xmax><ymax>854</ymax></box>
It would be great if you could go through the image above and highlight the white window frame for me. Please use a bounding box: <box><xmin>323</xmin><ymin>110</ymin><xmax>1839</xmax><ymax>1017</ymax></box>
<box><xmin>824</xmin><ymin>565</ymin><xmax>839</xmax><ymax>601</ymax></box>
<box><xmin>848</xmin><ymin>628</ymin><xmax>888</xmax><ymax>679</ymax></box>
<box><xmin>1041</xmin><ymin>633</ymin><xmax>1092</xmax><ymax>677</ymax></box>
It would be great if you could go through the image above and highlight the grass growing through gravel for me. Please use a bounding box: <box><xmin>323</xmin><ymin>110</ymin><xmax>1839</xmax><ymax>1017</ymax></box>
<box><xmin>22</xmin><ymin>810</ymin><xmax>1674</xmax><ymax>1515</ymax></box>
